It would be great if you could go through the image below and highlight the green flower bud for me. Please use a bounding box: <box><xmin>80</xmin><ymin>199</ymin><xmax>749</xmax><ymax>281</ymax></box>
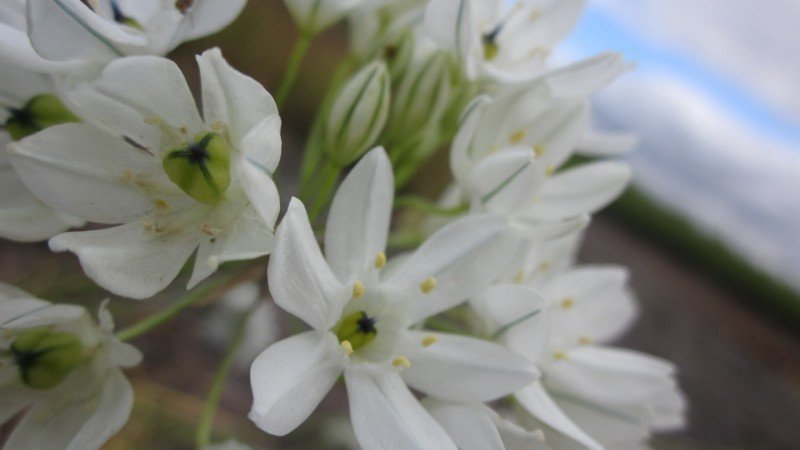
<box><xmin>4</xmin><ymin>94</ymin><xmax>81</xmax><ymax>141</ymax></box>
<box><xmin>162</xmin><ymin>132</ymin><xmax>231</xmax><ymax>205</ymax></box>
<box><xmin>326</xmin><ymin>61</ymin><xmax>391</xmax><ymax>167</ymax></box>
<box><xmin>334</xmin><ymin>311</ymin><xmax>378</xmax><ymax>353</ymax></box>
<box><xmin>11</xmin><ymin>328</ymin><xmax>88</xmax><ymax>390</ymax></box>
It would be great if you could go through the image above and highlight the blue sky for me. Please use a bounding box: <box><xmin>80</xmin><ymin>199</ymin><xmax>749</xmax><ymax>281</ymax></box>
<box><xmin>555</xmin><ymin>1</ymin><xmax>800</xmax><ymax>290</ymax></box>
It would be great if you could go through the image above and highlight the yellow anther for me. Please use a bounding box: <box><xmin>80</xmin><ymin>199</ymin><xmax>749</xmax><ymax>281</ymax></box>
<box><xmin>144</xmin><ymin>116</ymin><xmax>161</xmax><ymax>126</ymax></box>
<box><xmin>422</xmin><ymin>335</ymin><xmax>438</xmax><ymax>347</ymax></box>
<box><xmin>420</xmin><ymin>277</ymin><xmax>437</xmax><ymax>293</ymax></box>
<box><xmin>553</xmin><ymin>350</ymin><xmax>568</xmax><ymax>361</ymax></box>
<box><xmin>201</xmin><ymin>223</ymin><xmax>222</xmax><ymax>236</ymax></box>
<box><xmin>3</xmin><ymin>329</ymin><xmax>14</xmax><ymax>339</ymax></box>
<box><xmin>340</xmin><ymin>340</ymin><xmax>354</xmax><ymax>355</ymax></box>
<box><xmin>140</xmin><ymin>219</ymin><xmax>156</xmax><ymax>233</ymax></box>
<box><xmin>514</xmin><ymin>269</ymin><xmax>525</xmax><ymax>284</ymax></box>
<box><xmin>546</xmin><ymin>165</ymin><xmax>555</xmax><ymax>176</ymax></box>
<box><xmin>532</xmin><ymin>195</ymin><xmax>541</xmax><ymax>204</ymax></box>
<box><xmin>489</xmin><ymin>144</ymin><xmax>500</xmax><ymax>154</ymax></box>
<box><xmin>392</xmin><ymin>356</ymin><xmax>412</xmax><ymax>369</ymax></box>
<box><xmin>374</xmin><ymin>252</ymin><xmax>387</xmax><ymax>269</ymax></box>
<box><xmin>155</xmin><ymin>199</ymin><xmax>170</xmax><ymax>211</ymax></box>
<box><xmin>560</xmin><ymin>298</ymin><xmax>575</xmax><ymax>310</ymax></box>
<box><xmin>352</xmin><ymin>281</ymin><xmax>365</xmax><ymax>299</ymax></box>
<box><xmin>534</xmin><ymin>144</ymin><xmax>545</xmax><ymax>157</ymax></box>
<box><xmin>537</xmin><ymin>261</ymin><xmax>551</xmax><ymax>272</ymax></box>
<box><xmin>121</xmin><ymin>169</ymin><xmax>133</xmax><ymax>182</ymax></box>
<box><xmin>578</xmin><ymin>335</ymin><xmax>593</xmax><ymax>346</ymax></box>
<box><xmin>510</xmin><ymin>129</ymin><xmax>527</xmax><ymax>144</ymax></box>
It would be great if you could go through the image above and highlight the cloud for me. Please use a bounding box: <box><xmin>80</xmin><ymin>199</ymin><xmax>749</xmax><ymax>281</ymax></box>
<box><xmin>593</xmin><ymin>70</ymin><xmax>800</xmax><ymax>289</ymax></box>
<box><xmin>590</xmin><ymin>0</ymin><xmax>800</xmax><ymax>126</ymax></box>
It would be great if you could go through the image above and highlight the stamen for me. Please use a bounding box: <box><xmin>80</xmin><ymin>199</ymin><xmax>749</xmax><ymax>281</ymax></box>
<box><xmin>200</xmin><ymin>223</ymin><xmax>222</xmax><ymax>236</ymax></box>
<box><xmin>546</xmin><ymin>166</ymin><xmax>555</xmax><ymax>176</ymax></box>
<box><xmin>340</xmin><ymin>340</ymin><xmax>353</xmax><ymax>355</ymax></box>
<box><xmin>392</xmin><ymin>356</ymin><xmax>412</xmax><ymax>369</ymax></box>
<box><xmin>374</xmin><ymin>252</ymin><xmax>387</xmax><ymax>269</ymax></box>
<box><xmin>553</xmin><ymin>350</ymin><xmax>568</xmax><ymax>360</ymax></box>
<box><xmin>352</xmin><ymin>281</ymin><xmax>365</xmax><ymax>299</ymax></box>
<box><xmin>578</xmin><ymin>335</ymin><xmax>593</xmax><ymax>345</ymax></box>
<box><xmin>537</xmin><ymin>261</ymin><xmax>550</xmax><ymax>272</ymax></box>
<box><xmin>560</xmin><ymin>298</ymin><xmax>574</xmax><ymax>310</ymax></box>
<box><xmin>514</xmin><ymin>269</ymin><xmax>525</xmax><ymax>283</ymax></box>
<box><xmin>534</xmin><ymin>144</ymin><xmax>545</xmax><ymax>157</ymax></box>
<box><xmin>422</xmin><ymin>335</ymin><xmax>438</xmax><ymax>347</ymax></box>
<box><xmin>420</xmin><ymin>277</ymin><xmax>437</xmax><ymax>293</ymax></box>
<box><xmin>509</xmin><ymin>129</ymin><xmax>527</xmax><ymax>144</ymax></box>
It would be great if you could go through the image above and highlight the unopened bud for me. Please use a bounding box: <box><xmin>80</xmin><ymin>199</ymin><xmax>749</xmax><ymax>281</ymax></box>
<box><xmin>11</xmin><ymin>328</ymin><xmax>88</xmax><ymax>390</ymax></box>
<box><xmin>163</xmin><ymin>132</ymin><xmax>231</xmax><ymax>205</ymax></box>
<box><xmin>326</xmin><ymin>61</ymin><xmax>390</xmax><ymax>167</ymax></box>
<box><xmin>5</xmin><ymin>94</ymin><xmax>81</xmax><ymax>141</ymax></box>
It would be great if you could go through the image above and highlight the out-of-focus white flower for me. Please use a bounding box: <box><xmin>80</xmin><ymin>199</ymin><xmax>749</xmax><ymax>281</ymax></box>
<box><xmin>0</xmin><ymin>283</ymin><xmax>141</xmax><ymax>450</ymax></box>
<box><xmin>249</xmin><ymin>147</ymin><xmax>535</xmax><ymax>448</ymax></box>
<box><xmin>283</xmin><ymin>0</ymin><xmax>365</xmax><ymax>35</ymax></box>
<box><xmin>326</xmin><ymin>61</ymin><xmax>391</xmax><ymax>167</ymax></box>
<box><xmin>424</xmin><ymin>399</ymin><xmax>552</xmax><ymax>450</ymax></box>
<box><xmin>0</xmin><ymin>0</ymin><xmax>246</xmax><ymax>75</ymax></box>
<box><xmin>8</xmin><ymin>48</ymin><xmax>282</xmax><ymax>299</ymax></box>
<box><xmin>0</xmin><ymin>63</ymin><xmax>85</xmax><ymax>242</ymax></box>
<box><xmin>422</xmin><ymin>0</ymin><xmax>585</xmax><ymax>82</ymax></box>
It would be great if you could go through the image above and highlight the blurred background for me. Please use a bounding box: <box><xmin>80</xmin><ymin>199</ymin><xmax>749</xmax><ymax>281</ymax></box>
<box><xmin>2</xmin><ymin>0</ymin><xmax>799</xmax><ymax>449</ymax></box>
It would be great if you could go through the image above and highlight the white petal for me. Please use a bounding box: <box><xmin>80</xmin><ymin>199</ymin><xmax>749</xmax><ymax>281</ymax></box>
<box><xmin>249</xmin><ymin>331</ymin><xmax>341</xmax><ymax>436</ymax></box>
<box><xmin>182</xmin><ymin>0</ymin><xmax>247</xmax><ymax>40</ymax></box>
<box><xmin>325</xmin><ymin>147</ymin><xmax>393</xmax><ymax>284</ymax></box>
<box><xmin>544</xmin><ymin>52</ymin><xmax>628</xmax><ymax>98</ymax></box>
<box><xmin>0</xmin><ymin>297</ymin><xmax>84</xmax><ymax>329</ymax></box>
<box><xmin>552</xmin><ymin>394</ymin><xmax>650</xmax><ymax>448</ymax></box>
<box><xmin>423</xmin><ymin>0</ymin><xmax>474</xmax><ymax>62</ymax></box>
<box><xmin>0</xmin><ymin>367</ymin><xmax>33</xmax><ymax>424</ymax></box>
<box><xmin>0</xmin><ymin>174</ymin><xmax>83</xmax><ymax>242</ymax></box>
<box><xmin>510</xmin><ymin>213</ymin><xmax>589</xmax><ymax>241</ymax></box>
<box><xmin>490</xmin><ymin>408</ymin><xmax>552</xmax><ymax>450</ymax></box>
<box><xmin>197</xmin><ymin>48</ymin><xmax>278</xmax><ymax>145</ymax></box>
<box><xmin>92</xmin><ymin>55</ymin><xmax>204</xmax><ymax>133</ymax></box>
<box><xmin>386</xmin><ymin>214</ymin><xmax>518</xmax><ymax>323</ymax></box>
<box><xmin>238</xmin><ymin>115</ymin><xmax>282</xmax><ymax>175</ymax></box>
<box><xmin>0</xmin><ymin>24</ymin><xmax>87</xmax><ymax>74</ymax></box>
<box><xmin>470</xmin><ymin>284</ymin><xmax>549</xmax><ymax>361</ymax></box>
<box><xmin>268</xmin><ymin>198</ymin><xmax>348</xmax><ymax>330</ymax></box>
<box><xmin>532</xmin><ymin>161</ymin><xmax>631</xmax><ymax>220</ymax></box>
<box><xmin>188</xmin><ymin>203</ymin><xmax>274</xmax><ymax>288</ymax></box>
<box><xmin>27</xmin><ymin>0</ymin><xmax>146</xmax><ymax>61</ymax></box>
<box><xmin>450</xmin><ymin>95</ymin><xmax>491</xmax><ymax>186</ymax></box>
<box><xmin>8</xmin><ymin>124</ymin><xmax>155</xmax><ymax>224</ymax></box>
<box><xmin>515</xmin><ymin>382</ymin><xmax>603</xmax><ymax>450</ymax></box>
<box><xmin>67</xmin><ymin>369</ymin><xmax>135</xmax><ymax>450</ymax></box>
<box><xmin>399</xmin><ymin>331</ymin><xmax>538</xmax><ymax>402</ymax></box>
<box><xmin>49</xmin><ymin>221</ymin><xmax>198</xmax><ymax>300</ymax></box>
<box><xmin>236</xmin><ymin>156</ymin><xmax>281</xmax><ymax>228</ymax></box>
<box><xmin>423</xmin><ymin>400</ymin><xmax>504</xmax><ymax>450</ymax></box>
<box><xmin>469</xmin><ymin>147</ymin><xmax>542</xmax><ymax>216</ymax></box>
<box><xmin>344</xmin><ymin>365</ymin><xmax>457</xmax><ymax>450</ymax></box>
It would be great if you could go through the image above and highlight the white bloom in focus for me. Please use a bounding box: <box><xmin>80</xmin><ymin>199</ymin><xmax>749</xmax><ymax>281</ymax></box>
<box><xmin>0</xmin><ymin>284</ymin><xmax>141</xmax><ymax>450</ymax></box>
<box><xmin>8</xmin><ymin>48</ymin><xmax>282</xmax><ymax>299</ymax></box>
<box><xmin>424</xmin><ymin>399</ymin><xmax>552</xmax><ymax>450</ymax></box>
<box><xmin>0</xmin><ymin>63</ymin><xmax>85</xmax><ymax>242</ymax></box>
<box><xmin>249</xmin><ymin>148</ymin><xmax>536</xmax><ymax>449</ymax></box>
<box><xmin>0</xmin><ymin>0</ymin><xmax>246</xmax><ymax>74</ymax></box>
<box><xmin>423</xmin><ymin>0</ymin><xmax>585</xmax><ymax>82</ymax></box>
<box><xmin>284</xmin><ymin>0</ymin><xmax>365</xmax><ymax>35</ymax></box>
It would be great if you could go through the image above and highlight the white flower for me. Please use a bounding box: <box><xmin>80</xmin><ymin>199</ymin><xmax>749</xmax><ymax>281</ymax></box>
<box><xmin>8</xmin><ymin>48</ymin><xmax>282</xmax><ymax>299</ymax></box>
<box><xmin>424</xmin><ymin>399</ymin><xmax>552</xmax><ymax>450</ymax></box>
<box><xmin>422</xmin><ymin>0</ymin><xmax>585</xmax><ymax>82</ymax></box>
<box><xmin>0</xmin><ymin>63</ymin><xmax>85</xmax><ymax>242</ymax></box>
<box><xmin>0</xmin><ymin>0</ymin><xmax>246</xmax><ymax>75</ymax></box>
<box><xmin>472</xmin><ymin>261</ymin><xmax>686</xmax><ymax>448</ymax></box>
<box><xmin>284</xmin><ymin>0</ymin><xmax>365</xmax><ymax>35</ymax></box>
<box><xmin>0</xmin><ymin>283</ymin><xmax>141</xmax><ymax>450</ymax></box>
<box><xmin>249</xmin><ymin>148</ymin><xmax>536</xmax><ymax>448</ymax></box>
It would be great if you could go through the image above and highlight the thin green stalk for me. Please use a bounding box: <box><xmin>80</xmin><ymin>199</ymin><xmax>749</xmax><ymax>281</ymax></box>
<box><xmin>194</xmin><ymin>304</ymin><xmax>256</xmax><ymax>449</ymax></box>
<box><xmin>308</xmin><ymin>161</ymin><xmax>341</xmax><ymax>223</ymax></box>
<box><xmin>387</xmin><ymin>230</ymin><xmax>427</xmax><ymax>249</ymax></box>
<box><xmin>394</xmin><ymin>196</ymin><xmax>468</xmax><ymax>217</ymax></box>
<box><xmin>115</xmin><ymin>269</ymin><xmax>252</xmax><ymax>342</ymax></box>
<box><xmin>275</xmin><ymin>32</ymin><xmax>314</xmax><ymax>108</ymax></box>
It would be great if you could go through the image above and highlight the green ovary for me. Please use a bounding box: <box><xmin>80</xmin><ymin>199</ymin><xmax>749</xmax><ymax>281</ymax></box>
<box><xmin>4</xmin><ymin>94</ymin><xmax>81</xmax><ymax>141</ymax></box>
<box><xmin>11</xmin><ymin>328</ymin><xmax>89</xmax><ymax>390</ymax></box>
<box><xmin>334</xmin><ymin>311</ymin><xmax>378</xmax><ymax>352</ymax></box>
<box><xmin>162</xmin><ymin>132</ymin><xmax>231</xmax><ymax>205</ymax></box>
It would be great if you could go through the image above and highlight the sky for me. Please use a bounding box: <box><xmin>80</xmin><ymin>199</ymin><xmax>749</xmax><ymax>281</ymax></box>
<box><xmin>559</xmin><ymin>0</ymin><xmax>800</xmax><ymax>290</ymax></box>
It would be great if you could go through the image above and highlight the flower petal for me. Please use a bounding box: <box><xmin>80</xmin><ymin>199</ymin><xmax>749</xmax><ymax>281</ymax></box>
<box><xmin>325</xmin><ymin>147</ymin><xmax>393</xmax><ymax>284</ymax></box>
<box><xmin>197</xmin><ymin>47</ymin><xmax>278</xmax><ymax>145</ymax></box>
<box><xmin>268</xmin><ymin>198</ymin><xmax>348</xmax><ymax>330</ymax></box>
<box><xmin>530</xmin><ymin>161</ymin><xmax>631</xmax><ymax>221</ymax></box>
<box><xmin>67</xmin><ymin>368</ymin><xmax>135</xmax><ymax>450</ymax></box>
<box><xmin>386</xmin><ymin>214</ymin><xmax>518</xmax><ymax>323</ymax></box>
<box><xmin>0</xmin><ymin>367</ymin><xmax>33</xmax><ymax>424</ymax></box>
<box><xmin>423</xmin><ymin>0</ymin><xmax>475</xmax><ymax>72</ymax></box>
<box><xmin>181</xmin><ymin>0</ymin><xmax>247</xmax><ymax>40</ymax></box>
<box><xmin>344</xmin><ymin>365</ymin><xmax>457</xmax><ymax>450</ymax></box>
<box><xmin>469</xmin><ymin>147</ymin><xmax>543</xmax><ymax>216</ymax></box>
<box><xmin>399</xmin><ymin>331</ymin><xmax>538</xmax><ymax>402</ymax></box>
<box><xmin>249</xmin><ymin>331</ymin><xmax>341</xmax><ymax>436</ymax></box>
<box><xmin>544</xmin><ymin>52</ymin><xmax>628</xmax><ymax>98</ymax></box>
<box><xmin>423</xmin><ymin>400</ymin><xmax>504</xmax><ymax>450</ymax></box>
<box><xmin>0</xmin><ymin>297</ymin><xmax>84</xmax><ymax>329</ymax></box>
<box><xmin>49</xmin><ymin>221</ymin><xmax>198</xmax><ymax>300</ymax></box>
<box><xmin>8</xmin><ymin>124</ymin><xmax>156</xmax><ymax>224</ymax></box>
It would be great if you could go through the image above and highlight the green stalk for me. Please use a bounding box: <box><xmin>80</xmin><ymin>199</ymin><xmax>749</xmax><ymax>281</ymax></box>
<box><xmin>307</xmin><ymin>161</ymin><xmax>341</xmax><ymax>223</ymax></box>
<box><xmin>394</xmin><ymin>196</ymin><xmax>468</xmax><ymax>217</ymax></box>
<box><xmin>275</xmin><ymin>32</ymin><xmax>314</xmax><ymax>108</ymax></box>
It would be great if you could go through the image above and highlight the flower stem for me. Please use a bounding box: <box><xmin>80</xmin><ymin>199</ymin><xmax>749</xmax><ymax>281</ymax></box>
<box><xmin>394</xmin><ymin>196</ymin><xmax>468</xmax><ymax>217</ymax></box>
<box><xmin>275</xmin><ymin>32</ymin><xmax>314</xmax><ymax>108</ymax></box>
<box><xmin>115</xmin><ymin>267</ymin><xmax>259</xmax><ymax>342</ymax></box>
<box><xmin>307</xmin><ymin>161</ymin><xmax>341</xmax><ymax>223</ymax></box>
<box><xmin>194</xmin><ymin>303</ymin><xmax>256</xmax><ymax>449</ymax></box>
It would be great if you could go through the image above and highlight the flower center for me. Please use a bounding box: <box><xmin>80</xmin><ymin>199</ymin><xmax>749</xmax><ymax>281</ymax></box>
<box><xmin>10</xmin><ymin>328</ymin><xmax>89</xmax><ymax>390</ymax></box>
<box><xmin>162</xmin><ymin>132</ymin><xmax>231</xmax><ymax>205</ymax></box>
<box><xmin>4</xmin><ymin>95</ymin><xmax>81</xmax><ymax>141</ymax></box>
<box><xmin>334</xmin><ymin>311</ymin><xmax>378</xmax><ymax>353</ymax></box>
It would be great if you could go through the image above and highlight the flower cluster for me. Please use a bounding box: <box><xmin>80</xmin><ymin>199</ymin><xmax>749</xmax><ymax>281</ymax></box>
<box><xmin>0</xmin><ymin>0</ymin><xmax>686</xmax><ymax>449</ymax></box>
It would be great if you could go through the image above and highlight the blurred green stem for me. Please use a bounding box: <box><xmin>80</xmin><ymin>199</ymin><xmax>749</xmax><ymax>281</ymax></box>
<box><xmin>394</xmin><ymin>196</ymin><xmax>468</xmax><ymax>216</ymax></box>
<box><xmin>275</xmin><ymin>32</ymin><xmax>314</xmax><ymax>108</ymax></box>
<box><xmin>195</xmin><ymin>303</ymin><xmax>256</xmax><ymax>449</ymax></box>
<box><xmin>307</xmin><ymin>161</ymin><xmax>341</xmax><ymax>223</ymax></box>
